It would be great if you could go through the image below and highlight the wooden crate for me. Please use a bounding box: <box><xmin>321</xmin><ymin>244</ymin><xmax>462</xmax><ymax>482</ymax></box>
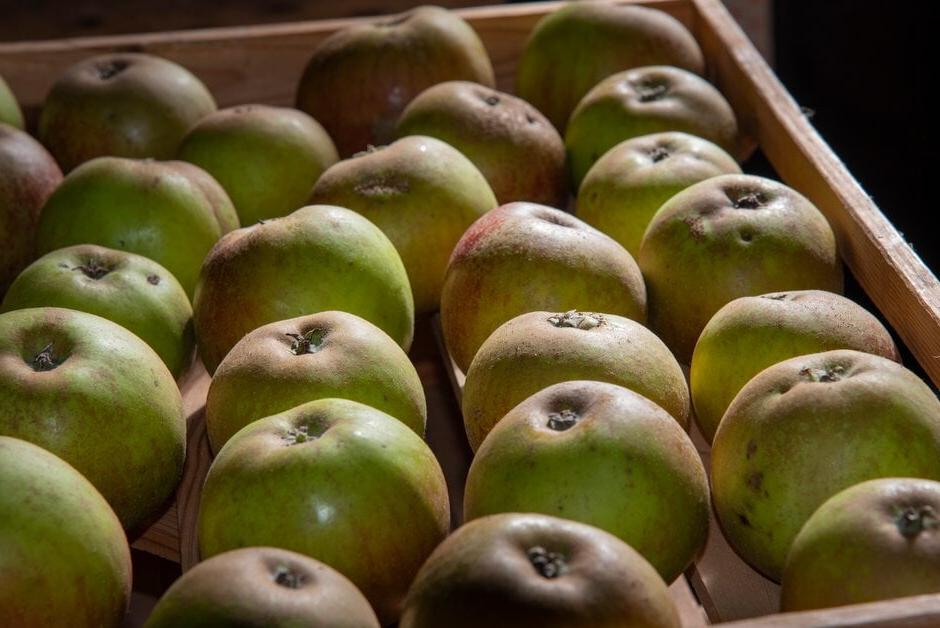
<box><xmin>3</xmin><ymin>1</ymin><xmax>940</xmax><ymax>625</ymax></box>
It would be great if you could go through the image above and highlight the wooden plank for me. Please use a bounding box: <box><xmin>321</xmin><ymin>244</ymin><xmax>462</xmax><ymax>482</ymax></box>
<box><xmin>721</xmin><ymin>593</ymin><xmax>940</xmax><ymax>627</ymax></box>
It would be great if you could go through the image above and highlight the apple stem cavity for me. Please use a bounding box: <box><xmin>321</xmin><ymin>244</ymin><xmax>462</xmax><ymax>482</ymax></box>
<box><xmin>634</xmin><ymin>80</ymin><xmax>669</xmax><ymax>102</ymax></box>
<box><xmin>547</xmin><ymin>409</ymin><xmax>580</xmax><ymax>432</ymax></box>
<box><xmin>895</xmin><ymin>505</ymin><xmax>939</xmax><ymax>539</ymax></box>
<box><xmin>271</xmin><ymin>564</ymin><xmax>305</xmax><ymax>589</ymax></box>
<box><xmin>31</xmin><ymin>343</ymin><xmax>61</xmax><ymax>372</ymax></box>
<box><xmin>73</xmin><ymin>259</ymin><xmax>111</xmax><ymax>280</ymax></box>
<box><xmin>95</xmin><ymin>59</ymin><xmax>129</xmax><ymax>80</ymax></box>
<box><xmin>287</xmin><ymin>330</ymin><xmax>327</xmax><ymax>355</ymax></box>
<box><xmin>527</xmin><ymin>546</ymin><xmax>568</xmax><ymax>579</ymax></box>
<box><xmin>547</xmin><ymin>311</ymin><xmax>603</xmax><ymax>330</ymax></box>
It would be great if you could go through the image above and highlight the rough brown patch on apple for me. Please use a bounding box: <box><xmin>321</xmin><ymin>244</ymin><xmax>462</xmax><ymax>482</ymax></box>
<box><xmin>547</xmin><ymin>310</ymin><xmax>604</xmax><ymax>330</ymax></box>
<box><xmin>30</xmin><ymin>343</ymin><xmax>62</xmax><ymax>372</ymax></box>
<box><xmin>271</xmin><ymin>564</ymin><xmax>306</xmax><ymax>588</ymax></box>
<box><xmin>287</xmin><ymin>329</ymin><xmax>327</xmax><ymax>355</ymax></box>
<box><xmin>546</xmin><ymin>408</ymin><xmax>580</xmax><ymax>431</ymax></box>
<box><xmin>353</xmin><ymin>175</ymin><xmax>410</xmax><ymax>197</ymax></box>
<box><xmin>527</xmin><ymin>546</ymin><xmax>568</xmax><ymax>578</ymax></box>
<box><xmin>94</xmin><ymin>59</ymin><xmax>129</xmax><ymax>80</ymax></box>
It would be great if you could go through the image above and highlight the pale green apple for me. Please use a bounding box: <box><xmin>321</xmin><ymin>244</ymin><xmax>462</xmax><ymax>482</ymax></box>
<box><xmin>0</xmin><ymin>75</ymin><xmax>24</xmax><ymax>129</ymax></box>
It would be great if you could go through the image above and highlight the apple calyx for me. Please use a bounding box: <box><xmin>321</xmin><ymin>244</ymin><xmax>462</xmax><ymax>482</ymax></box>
<box><xmin>547</xmin><ymin>409</ymin><xmax>580</xmax><ymax>432</ymax></box>
<box><xmin>282</xmin><ymin>424</ymin><xmax>323</xmax><ymax>446</ymax></box>
<box><xmin>648</xmin><ymin>146</ymin><xmax>671</xmax><ymax>163</ymax></box>
<box><xmin>147</xmin><ymin>274</ymin><xmax>161</xmax><ymax>285</ymax></box>
<box><xmin>73</xmin><ymin>259</ymin><xmax>112</xmax><ymax>280</ymax></box>
<box><xmin>799</xmin><ymin>364</ymin><xmax>846</xmax><ymax>383</ymax></box>
<box><xmin>547</xmin><ymin>310</ymin><xmax>604</xmax><ymax>330</ymax></box>
<box><xmin>31</xmin><ymin>343</ymin><xmax>62</xmax><ymax>372</ymax></box>
<box><xmin>376</xmin><ymin>12</ymin><xmax>412</xmax><ymax>28</ymax></box>
<box><xmin>271</xmin><ymin>564</ymin><xmax>306</xmax><ymax>589</ymax></box>
<box><xmin>895</xmin><ymin>505</ymin><xmax>939</xmax><ymax>539</ymax></box>
<box><xmin>95</xmin><ymin>59</ymin><xmax>129</xmax><ymax>80</ymax></box>
<box><xmin>527</xmin><ymin>546</ymin><xmax>568</xmax><ymax>579</ymax></box>
<box><xmin>732</xmin><ymin>191</ymin><xmax>766</xmax><ymax>209</ymax></box>
<box><xmin>634</xmin><ymin>79</ymin><xmax>669</xmax><ymax>103</ymax></box>
<box><xmin>287</xmin><ymin>330</ymin><xmax>327</xmax><ymax>355</ymax></box>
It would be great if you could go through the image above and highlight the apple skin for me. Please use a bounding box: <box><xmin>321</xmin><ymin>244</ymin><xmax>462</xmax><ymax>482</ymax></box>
<box><xmin>296</xmin><ymin>5</ymin><xmax>495</xmax><ymax>157</ymax></box>
<box><xmin>691</xmin><ymin>290</ymin><xmax>899</xmax><ymax>444</ymax></box>
<box><xmin>462</xmin><ymin>310</ymin><xmax>689</xmax><ymax>452</ymax></box>
<box><xmin>0</xmin><ymin>307</ymin><xmax>186</xmax><ymax>532</ymax></box>
<box><xmin>0</xmin><ymin>76</ymin><xmax>24</xmax><ymax>129</ymax></box>
<box><xmin>145</xmin><ymin>547</ymin><xmax>380</xmax><ymax>628</ymax></box>
<box><xmin>576</xmin><ymin>131</ymin><xmax>740</xmax><ymax>256</ymax></box>
<box><xmin>198</xmin><ymin>398</ymin><xmax>450</xmax><ymax>625</ymax></box>
<box><xmin>464</xmin><ymin>381</ymin><xmax>708</xmax><ymax>583</ymax></box>
<box><xmin>566</xmin><ymin>66</ymin><xmax>740</xmax><ymax>189</ymax></box>
<box><xmin>638</xmin><ymin>174</ymin><xmax>843</xmax><ymax>364</ymax></box>
<box><xmin>401</xmin><ymin>513</ymin><xmax>680</xmax><ymax>628</ymax></box>
<box><xmin>0</xmin><ymin>124</ymin><xmax>63</xmax><ymax>293</ymax></box>
<box><xmin>193</xmin><ymin>204</ymin><xmax>414</xmax><ymax>374</ymax></box>
<box><xmin>440</xmin><ymin>202</ymin><xmax>646</xmax><ymax>373</ymax></box>
<box><xmin>178</xmin><ymin>104</ymin><xmax>339</xmax><ymax>225</ymax></box>
<box><xmin>781</xmin><ymin>478</ymin><xmax>940</xmax><ymax>611</ymax></box>
<box><xmin>310</xmin><ymin>135</ymin><xmax>497</xmax><ymax>313</ymax></box>
<box><xmin>2</xmin><ymin>244</ymin><xmax>194</xmax><ymax>378</ymax></box>
<box><xmin>711</xmin><ymin>349</ymin><xmax>940</xmax><ymax>581</ymax></box>
<box><xmin>206</xmin><ymin>310</ymin><xmax>426</xmax><ymax>454</ymax></box>
<box><xmin>34</xmin><ymin>156</ymin><xmax>239</xmax><ymax>298</ymax></box>
<box><xmin>395</xmin><ymin>81</ymin><xmax>567</xmax><ymax>207</ymax></box>
<box><xmin>516</xmin><ymin>2</ymin><xmax>704</xmax><ymax>131</ymax></box>
<box><xmin>38</xmin><ymin>53</ymin><xmax>216</xmax><ymax>172</ymax></box>
<box><xmin>0</xmin><ymin>436</ymin><xmax>131</xmax><ymax>628</ymax></box>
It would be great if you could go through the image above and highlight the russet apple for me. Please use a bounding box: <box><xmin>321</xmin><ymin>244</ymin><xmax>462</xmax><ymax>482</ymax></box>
<box><xmin>0</xmin><ymin>76</ymin><xmax>24</xmax><ymax>129</ymax></box>
<box><xmin>310</xmin><ymin>135</ymin><xmax>497</xmax><ymax>312</ymax></box>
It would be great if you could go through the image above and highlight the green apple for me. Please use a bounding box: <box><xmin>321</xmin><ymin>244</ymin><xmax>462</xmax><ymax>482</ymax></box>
<box><xmin>0</xmin><ymin>307</ymin><xmax>185</xmax><ymax>531</ymax></box>
<box><xmin>193</xmin><ymin>204</ymin><xmax>413</xmax><ymax>374</ymax></box>
<box><xmin>0</xmin><ymin>75</ymin><xmax>24</xmax><ymax>129</ymax></box>
<box><xmin>0</xmin><ymin>436</ymin><xmax>131</xmax><ymax>628</ymax></box>
<box><xmin>464</xmin><ymin>380</ymin><xmax>709</xmax><ymax>583</ymax></box>
<box><xmin>396</xmin><ymin>81</ymin><xmax>567</xmax><ymax>208</ymax></box>
<box><xmin>781</xmin><ymin>478</ymin><xmax>940</xmax><ymax>611</ymax></box>
<box><xmin>206</xmin><ymin>310</ymin><xmax>426</xmax><ymax>453</ymax></box>
<box><xmin>198</xmin><ymin>398</ymin><xmax>450</xmax><ymax>625</ymax></box>
<box><xmin>576</xmin><ymin>131</ymin><xmax>740</xmax><ymax>256</ymax></box>
<box><xmin>310</xmin><ymin>135</ymin><xmax>496</xmax><ymax>312</ymax></box>
<box><xmin>38</xmin><ymin>53</ymin><xmax>216</xmax><ymax>171</ymax></box>
<box><xmin>145</xmin><ymin>547</ymin><xmax>380</xmax><ymax>628</ymax></box>
<box><xmin>517</xmin><ymin>2</ymin><xmax>704</xmax><ymax>130</ymax></box>
<box><xmin>462</xmin><ymin>310</ymin><xmax>689</xmax><ymax>452</ymax></box>
<box><xmin>691</xmin><ymin>290</ymin><xmax>899</xmax><ymax>443</ymax></box>
<box><xmin>440</xmin><ymin>202</ymin><xmax>646</xmax><ymax>373</ymax></box>
<box><xmin>401</xmin><ymin>513</ymin><xmax>680</xmax><ymax>628</ymax></box>
<box><xmin>566</xmin><ymin>66</ymin><xmax>740</xmax><ymax>188</ymax></box>
<box><xmin>296</xmin><ymin>5</ymin><xmax>495</xmax><ymax>157</ymax></box>
<box><xmin>35</xmin><ymin>156</ymin><xmax>239</xmax><ymax>298</ymax></box>
<box><xmin>0</xmin><ymin>124</ymin><xmax>63</xmax><ymax>292</ymax></box>
<box><xmin>178</xmin><ymin>104</ymin><xmax>339</xmax><ymax>225</ymax></box>
<box><xmin>712</xmin><ymin>350</ymin><xmax>940</xmax><ymax>581</ymax></box>
<box><xmin>638</xmin><ymin>174</ymin><xmax>843</xmax><ymax>363</ymax></box>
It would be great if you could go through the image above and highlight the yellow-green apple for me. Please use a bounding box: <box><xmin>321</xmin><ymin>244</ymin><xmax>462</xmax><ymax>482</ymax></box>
<box><xmin>576</xmin><ymin>131</ymin><xmax>740</xmax><ymax>255</ymax></box>
<box><xmin>395</xmin><ymin>81</ymin><xmax>567</xmax><ymax>207</ymax></box>
<box><xmin>781</xmin><ymin>478</ymin><xmax>940</xmax><ymax>611</ymax></box>
<box><xmin>401</xmin><ymin>513</ymin><xmax>680</xmax><ymax>628</ymax></box>
<box><xmin>566</xmin><ymin>66</ymin><xmax>740</xmax><ymax>188</ymax></box>
<box><xmin>206</xmin><ymin>310</ymin><xmax>426</xmax><ymax>454</ymax></box>
<box><xmin>0</xmin><ymin>124</ymin><xmax>63</xmax><ymax>292</ymax></box>
<box><xmin>193</xmin><ymin>204</ymin><xmax>413</xmax><ymax>374</ymax></box>
<box><xmin>440</xmin><ymin>202</ymin><xmax>646</xmax><ymax>373</ymax></box>
<box><xmin>0</xmin><ymin>76</ymin><xmax>24</xmax><ymax>129</ymax></box>
<box><xmin>310</xmin><ymin>135</ymin><xmax>496</xmax><ymax>312</ymax></box>
<box><xmin>145</xmin><ymin>547</ymin><xmax>380</xmax><ymax>628</ymax></box>
<box><xmin>35</xmin><ymin>156</ymin><xmax>239</xmax><ymax>298</ymax></box>
<box><xmin>462</xmin><ymin>310</ymin><xmax>689</xmax><ymax>452</ymax></box>
<box><xmin>198</xmin><ymin>398</ymin><xmax>450</xmax><ymax>625</ymax></box>
<box><xmin>517</xmin><ymin>2</ymin><xmax>704</xmax><ymax>130</ymax></box>
<box><xmin>638</xmin><ymin>174</ymin><xmax>843</xmax><ymax>363</ymax></box>
<box><xmin>296</xmin><ymin>6</ymin><xmax>495</xmax><ymax>157</ymax></box>
<box><xmin>38</xmin><ymin>53</ymin><xmax>216</xmax><ymax>171</ymax></box>
<box><xmin>0</xmin><ymin>436</ymin><xmax>131</xmax><ymax>628</ymax></box>
<box><xmin>712</xmin><ymin>350</ymin><xmax>940</xmax><ymax>581</ymax></box>
<box><xmin>464</xmin><ymin>381</ymin><xmax>708</xmax><ymax>583</ymax></box>
<box><xmin>178</xmin><ymin>104</ymin><xmax>339</xmax><ymax>225</ymax></box>
<box><xmin>0</xmin><ymin>307</ymin><xmax>185</xmax><ymax>531</ymax></box>
<box><xmin>691</xmin><ymin>290</ymin><xmax>899</xmax><ymax>443</ymax></box>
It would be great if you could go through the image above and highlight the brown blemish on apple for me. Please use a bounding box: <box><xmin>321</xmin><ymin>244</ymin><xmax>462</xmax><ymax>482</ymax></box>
<box><xmin>895</xmin><ymin>505</ymin><xmax>939</xmax><ymax>538</ymax></box>
<box><xmin>94</xmin><ymin>58</ymin><xmax>129</xmax><ymax>80</ymax></box>
<box><xmin>527</xmin><ymin>546</ymin><xmax>568</xmax><ymax>578</ymax></box>
<box><xmin>546</xmin><ymin>408</ymin><xmax>580</xmax><ymax>431</ymax></box>
<box><xmin>738</xmin><ymin>513</ymin><xmax>752</xmax><ymax>527</ymax></box>
<box><xmin>30</xmin><ymin>343</ymin><xmax>62</xmax><ymax>372</ymax></box>
<box><xmin>683</xmin><ymin>214</ymin><xmax>706</xmax><ymax>241</ymax></box>
<box><xmin>746</xmin><ymin>440</ymin><xmax>757</xmax><ymax>459</ymax></box>
<box><xmin>546</xmin><ymin>310</ymin><xmax>604</xmax><ymax>330</ymax></box>
<box><xmin>353</xmin><ymin>175</ymin><xmax>410</xmax><ymax>197</ymax></box>
<box><xmin>147</xmin><ymin>274</ymin><xmax>161</xmax><ymax>285</ymax></box>
<box><xmin>747</xmin><ymin>471</ymin><xmax>763</xmax><ymax>491</ymax></box>
<box><xmin>271</xmin><ymin>564</ymin><xmax>306</xmax><ymax>588</ymax></box>
<box><xmin>287</xmin><ymin>329</ymin><xmax>327</xmax><ymax>355</ymax></box>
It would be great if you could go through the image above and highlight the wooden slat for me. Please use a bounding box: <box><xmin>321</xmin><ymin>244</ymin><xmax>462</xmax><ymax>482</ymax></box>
<box><xmin>721</xmin><ymin>594</ymin><xmax>940</xmax><ymax>628</ymax></box>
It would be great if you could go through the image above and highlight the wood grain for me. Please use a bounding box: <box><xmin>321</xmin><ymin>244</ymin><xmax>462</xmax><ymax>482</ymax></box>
<box><xmin>721</xmin><ymin>594</ymin><xmax>940</xmax><ymax>627</ymax></box>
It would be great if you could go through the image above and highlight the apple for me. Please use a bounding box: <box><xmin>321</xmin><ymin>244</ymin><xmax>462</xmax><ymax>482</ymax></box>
<box><xmin>0</xmin><ymin>307</ymin><xmax>186</xmax><ymax>531</ymax></box>
<box><xmin>0</xmin><ymin>436</ymin><xmax>131</xmax><ymax>628</ymax></box>
<box><xmin>711</xmin><ymin>349</ymin><xmax>940</xmax><ymax>581</ymax></box>
<box><xmin>296</xmin><ymin>5</ymin><xmax>495</xmax><ymax>157</ymax></box>
<box><xmin>206</xmin><ymin>310</ymin><xmax>426</xmax><ymax>454</ymax></box>
<box><xmin>310</xmin><ymin>135</ymin><xmax>497</xmax><ymax>312</ymax></box>
<box><xmin>781</xmin><ymin>477</ymin><xmax>940</xmax><ymax>611</ymax></box>
<box><xmin>691</xmin><ymin>290</ymin><xmax>899</xmax><ymax>443</ymax></box>
<box><xmin>565</xmin><ymin>66</ymin><xmax>740</xmax><ymax>189</ymax></box>
<box><xmin>0</xmin><ymin>124</ymin><xmax>63</xmax><ymax>293</ymax></box>
<box><xmin>576</xmin><ymin>131</ymin><xmax>740</xmax><ymax>256</ymax></box>
<box><xmin>462</xmin><ymin>309</ymin><xmax>689</xmax><ymax>452</ymax></box>
<box><xmin>178</xmin><ymin>104</ymin><xmax>339</xmax><ymax>225</ymax></box>
<box><xmin>193</xmin><ymin>204</ymin><xmax>414</xmax><ymax>374</ymax></box>
<box><xmin>516</xmin><ymin>2</ymin><xmax>704</xmax><ymax>130</ymax></box>
<box><xmin>395</xmin><ymin>81</ymin><xmax>567</xmax><ymax>207</ymax></box>
<box><xmin>638</xmin><ymin>174</ymin><xmax>843</xmax><ymax>363</ymax></box>
<box><xmin>441</xmin><ymin>202</ymin><xmax>646</xmax><ymax>373</ymax></box>
<box><xmin>145</xmin><ymin>547</ymin><xmax>380</xmax><ymax>628</ymax></box>
<box><xmin>34</xmin><ymin>156</ymin><xmax>239</xmax><ymax>298</ymax></box>
<box><xmin>401</xmin><ymin>513</ymin><xmax>680</xmax><ymax>628</ymax></box>
<box><xmin>38</xmin><ymin>53</ymin><xmax>216</xmax><ymax>171</ymax></box>
<box><xmin>198</xmin><ymin>397</ymin><xmax>450</xmax><ymax>625</ymax></box>
<box><xmin>464</xmin><ymin>380</ymin><xmax>708</xmax><ymax>583</ymax></box>
<box><xmin>0</xmin><ymin>75</ymin><xmax>24</xmax><ymax>129</ymax></box>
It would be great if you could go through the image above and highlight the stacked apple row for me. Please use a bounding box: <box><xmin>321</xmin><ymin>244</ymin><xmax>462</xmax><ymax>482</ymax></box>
<box><xmin>2</xmin><ymin>2</ymin><xmax>940</xmax><ymax>627</ymax></box>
